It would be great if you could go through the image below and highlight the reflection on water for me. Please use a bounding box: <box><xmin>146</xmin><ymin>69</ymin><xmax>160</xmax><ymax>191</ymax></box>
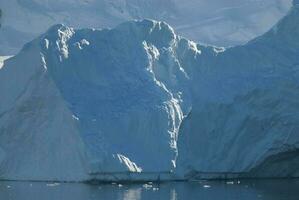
<box><xmin>0</xmin><ymin>179</ymin><xmax>299</xmax><ymax>200</ymax></box>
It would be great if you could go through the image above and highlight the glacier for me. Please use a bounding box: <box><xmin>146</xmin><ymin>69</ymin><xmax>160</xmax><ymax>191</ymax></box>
<box><xmin>0</xmin><ymin>1</ymin><xmax>299</xmax><ymax>182</ymax></box>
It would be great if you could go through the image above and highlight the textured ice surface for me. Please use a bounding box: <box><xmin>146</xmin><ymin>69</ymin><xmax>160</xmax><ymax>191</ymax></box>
<box><xmin>0</xmin><ymin>2</ymin><xmax>298</xmax><ymax>182</ymax></box>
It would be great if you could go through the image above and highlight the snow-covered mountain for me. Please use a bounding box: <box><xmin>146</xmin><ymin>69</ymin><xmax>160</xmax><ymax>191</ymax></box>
<box><xmin>0</xmin><ymin>1</ymin><xmax>298</xmax><ymax>182</ymax></box>
<box><xmin>0</xmin><ymin>0</ymin><xmax>292</xmax><ymax>55</ymax></box>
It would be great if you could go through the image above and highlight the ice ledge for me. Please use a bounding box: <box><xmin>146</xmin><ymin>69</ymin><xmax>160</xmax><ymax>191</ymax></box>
<box><xmin>88</xmin><ymin>172</ymin><xmax>180</xmax><ymax>183</ymax></box>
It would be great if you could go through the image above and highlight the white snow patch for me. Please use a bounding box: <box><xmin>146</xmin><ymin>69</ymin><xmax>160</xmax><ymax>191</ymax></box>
<box><xmin>81</xmin><ymin>39</ymin><xmax>90</xmax><ymax>46</ymax></box>
<box><xmin>44</xmin><ymin>39</ymin><xmax>50</xmax><ymax>49</ymax></box>
<box><xmin>213</xmin><ymin>46</ymin><xmax>226</xmax><ymax>54</ymax></box>
<box><xmin>188</xmin><ymin>41</ymin><xmax>201</xmax><ymax>55</ymax></box>
<box><xmin>72</xmin><ymin>115</ymin><xmax>80</xmax><ymax>121</ymax></box>
<box><xmin>40</xmin><ymin>53</ymin><xmax>47</xmax><ymax>70</ymax></box>
<box><xmin>0</xmin><ymin>56</ymin><xmax>13</xmax><ymax>69</ymax></box>
<box><xmin>115</xmin><ymin>154</ymin><xmax>142</xmax><ymax>173</ymax></box>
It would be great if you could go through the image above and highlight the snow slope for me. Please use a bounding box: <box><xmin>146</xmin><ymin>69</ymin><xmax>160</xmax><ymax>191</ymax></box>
<box><xmin>0</xmin><ymin>1</ymin><xmax>299</xmax><ymax>182</ymax></box>
<box><xmin>0</xmin><ymin>0</ymin><xmax>292</xmax><ymax>55</ymax></box>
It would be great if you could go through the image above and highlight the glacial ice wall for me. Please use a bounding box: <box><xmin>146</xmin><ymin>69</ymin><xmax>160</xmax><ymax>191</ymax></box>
<box><xmin>0</xmin><ymin>2</ymin><xmax>298</xmax><ymax>181</ymax></box>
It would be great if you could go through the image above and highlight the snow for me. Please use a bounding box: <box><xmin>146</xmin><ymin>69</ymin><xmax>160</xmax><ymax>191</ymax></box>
<box><xmin>0</xmin><ymin>2</ymin><xmax>299</xmax><ymax>182</ymax></box>
<box><xmin>0</xmin><ymin>56</ymin><xmax>12</xmax><ymax>69</ymax></box>
<box><xmin>0</xmin><ymin>0</ymin><xmax>292</xmax><ymax>55</ymax></box>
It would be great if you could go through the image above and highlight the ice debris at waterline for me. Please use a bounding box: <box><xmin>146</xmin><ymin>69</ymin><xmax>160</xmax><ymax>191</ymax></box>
<box><xmin>0</xmin><ymin>2</ymin><xmax>299</xmax><ymax>182</ymax></box>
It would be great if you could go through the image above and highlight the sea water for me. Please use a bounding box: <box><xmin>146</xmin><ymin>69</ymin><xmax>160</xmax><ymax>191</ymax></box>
<box><xmin>0</xmin><ymin>179</ymin><xmax>298</xmax><ymax>200</ymax></box>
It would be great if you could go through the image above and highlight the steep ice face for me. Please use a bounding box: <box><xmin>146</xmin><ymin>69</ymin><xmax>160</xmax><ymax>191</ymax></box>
<box><xmin>39</xmin><ymin>21</ymin><xmax>187</xmax><ymax>173</ymax></box>
<box><xmin>0</xmin><ymin>20</ymin><xmax>197</xmax><ymax>181</ymax></box>
<box><xmin>0</xmin><ymin>49</ymin><xmax>89</xmax><ymax>181</ymax></box>
<box><xmin>176</xmin><ymin>3</ymin><xmax>299</xmax><ymax>179</ymax></box>
<box><xmin>0</xmin><ymin>2</ymin><xmax>299</xmax><ymax>181</ymax></box>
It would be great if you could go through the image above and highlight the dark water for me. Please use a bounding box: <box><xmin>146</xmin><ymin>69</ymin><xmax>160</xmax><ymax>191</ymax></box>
<box><xmin>0</xmin><ymin>179</ymin><xmax>299</xmax><ymax>200</ymax></box>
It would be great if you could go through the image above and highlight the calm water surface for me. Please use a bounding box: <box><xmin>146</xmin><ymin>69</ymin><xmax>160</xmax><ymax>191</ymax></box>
<box><xmin>0</xmin><ymin>179</ymin><xmax>298</xmax><ymax>200</ymax></box>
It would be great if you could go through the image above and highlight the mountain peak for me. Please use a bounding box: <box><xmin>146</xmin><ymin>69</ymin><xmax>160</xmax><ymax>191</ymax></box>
<box><xmin>114</xmin><ymin>19</ymin><xmax>177</xmax><ymax>48</ymax></box>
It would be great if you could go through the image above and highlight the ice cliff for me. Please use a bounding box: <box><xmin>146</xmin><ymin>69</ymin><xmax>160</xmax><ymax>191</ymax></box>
<box><xmin>0</xmin><ymin>2</ymin><xmax>298</xmax><ymax>182</ymax></box>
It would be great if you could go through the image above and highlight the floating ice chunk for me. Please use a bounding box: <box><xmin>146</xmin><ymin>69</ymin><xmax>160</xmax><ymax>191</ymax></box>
<box><xmin>143</xmin><ymin>184</ymin><xmax>153</xmax><ymax>190</ymax></box>
<box><xmin>46</xmin><ymin>183</ymin><xmax>60</xmax><ymax>187</ymax></box>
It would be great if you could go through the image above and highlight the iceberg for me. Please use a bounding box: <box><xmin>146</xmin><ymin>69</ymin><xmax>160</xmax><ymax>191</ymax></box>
<box><xmin>0</xmin><ymin>1</ymin><xmax>298</xmax><ymax>182</ymax></box>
